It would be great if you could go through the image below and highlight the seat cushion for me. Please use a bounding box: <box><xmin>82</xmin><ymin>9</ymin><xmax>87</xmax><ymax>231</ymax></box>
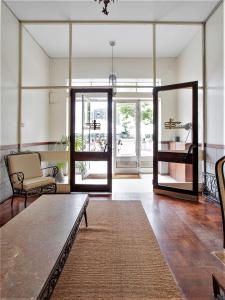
<box><xmin>14</xmin><ymin>176</ymin><xmax>55</xmax><ymax>191</ymax></box>
<box><xmin>8</xmin><ymin>153</ymin><xmax>42</xmax><ymax>180</ymax></box>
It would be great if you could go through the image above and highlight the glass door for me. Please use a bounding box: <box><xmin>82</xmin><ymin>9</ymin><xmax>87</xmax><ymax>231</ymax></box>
<box><xmin>139</xmin><ymin>101</ymin><xmax>154</xmax><ymax>173</ymax></box>
<box><xmin>114</xmin><ymin>101</ymin><xmax>139</xmax><ymax>174</ymax></box>
<box><xmin>153</xmin><ymin>81</ymin><xmax>198</xmax><ymax>201</ymax></box>
<box><xmin>114</xmin><ymin>100</ymin><xmax>154</xmax><ymax>174</ymax></box>
<box><xmin>70</xmin><ymin>88</ymin><xmax>112</xmax><ymax>192</ymax></box>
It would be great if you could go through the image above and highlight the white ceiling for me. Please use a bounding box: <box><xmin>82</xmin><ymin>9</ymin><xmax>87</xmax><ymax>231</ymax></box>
<box><xmin>5</xmin><ymin>0</ymin><xmax>219</xmax><ymax>22</ymax></box>
<box><xmin>24</xmin><ymin>23</ymin><xmax>202</xmax><ymax>58</ymax></box>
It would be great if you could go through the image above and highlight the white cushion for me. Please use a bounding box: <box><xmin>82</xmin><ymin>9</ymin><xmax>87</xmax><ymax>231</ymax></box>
<box><xmin>8</xmin><ymin>153</ymin><xmax>42</xmax><ymax>179</ymax></box>
<box><xmin>14</xmin><ymin>176</ymin><xmax>55</xmax><ymax>191</ymax></box>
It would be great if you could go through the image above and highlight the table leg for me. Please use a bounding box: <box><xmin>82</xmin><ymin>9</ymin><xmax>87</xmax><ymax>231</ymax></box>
<box><xmin>84</xmin><ymin>208</ymin><xmax>88</xmax><ymax>227</ymax></box>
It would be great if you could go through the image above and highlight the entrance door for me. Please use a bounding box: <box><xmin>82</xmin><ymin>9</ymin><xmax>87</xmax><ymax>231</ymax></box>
<box><xmin>153</xmin><ymin>81</ymin><xmax>198</xmax><ymax>201</ymax></box>
<box><xmin>70</xmin><ymin>88</ymin><xmax>112</xmax><ymax>192</ymax></box>
<box><xmin>114</xmin><ymin>101</ymin><xmax>153</xmax><ymax>174</ymax></box>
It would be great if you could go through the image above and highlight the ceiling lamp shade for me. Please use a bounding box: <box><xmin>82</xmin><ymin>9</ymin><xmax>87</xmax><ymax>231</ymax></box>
<box><xmin>95</xmin><ymin>0</ymin><xmax>116</xmax><ymax>15</ymax></box>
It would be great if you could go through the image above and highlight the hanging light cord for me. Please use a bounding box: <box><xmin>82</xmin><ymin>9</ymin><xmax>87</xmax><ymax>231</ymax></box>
<box><xmin>112</xmin><ymin>44</ymin><xmax>114</xmax><ymax>76</ymax></box>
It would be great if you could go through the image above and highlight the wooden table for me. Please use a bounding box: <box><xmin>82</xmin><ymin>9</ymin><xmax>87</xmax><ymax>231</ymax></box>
<box><xmin>0</xmin><ymin>194</ymin><xmax>89</xmax><ymax>299</ymax></box>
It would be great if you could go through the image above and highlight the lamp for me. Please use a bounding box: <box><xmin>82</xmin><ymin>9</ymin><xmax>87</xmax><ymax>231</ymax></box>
<box><xmin>109</xmin><ymin>41</ymin><xmax>117</xmax><ymax>96</ymax></box>
<box><xmin>95</xmin><ymin>0</ymin><xmax>116</xmax><ymax>15</ymax></box>
<box><xmin>164</xmin><ymin>119</ymin><xmax>192</xmax><ymax>143</ymax></box>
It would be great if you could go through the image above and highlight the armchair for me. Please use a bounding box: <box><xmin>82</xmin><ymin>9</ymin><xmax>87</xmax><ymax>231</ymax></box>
<box><xmin>215</xmin><ymin>155</ymin><xmax>225</xmax><ymax>248</ymax></box>
<box><xmin>4</xmin><ymin>152</ymin><xmax>58</xmax><ymax>207</ymax></box>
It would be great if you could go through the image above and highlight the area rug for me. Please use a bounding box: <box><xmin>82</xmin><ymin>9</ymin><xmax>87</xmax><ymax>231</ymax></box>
<box><xmin>52</xmin><ymin>201</ymin><xmax>182</xmax><ymax>300</ymax></box>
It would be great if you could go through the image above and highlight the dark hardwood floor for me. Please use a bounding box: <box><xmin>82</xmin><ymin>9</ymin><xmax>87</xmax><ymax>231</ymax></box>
<box><xmin>0</xmin><ymin>192</ymin><xmax>224</xmax><ymax>300</ymax></box>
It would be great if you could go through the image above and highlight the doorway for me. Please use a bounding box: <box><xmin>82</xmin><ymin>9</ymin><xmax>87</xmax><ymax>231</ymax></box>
<box><xmin>114</xmin><ymin>100</ymin><xmax>153</xmax><ymax>175</ymax></box>
<box><xmin>70</xmin><ymin>88</ymin><xmax>113</xmax><ymax>192</ymax></box>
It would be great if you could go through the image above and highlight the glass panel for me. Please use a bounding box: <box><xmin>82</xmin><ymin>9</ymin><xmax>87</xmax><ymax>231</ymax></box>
<box><xmin>116</xmin><ymin>103</ymin><xmax>136</xmax><ymax>157</ymax></box>
<box><xmin>72</xmin><ymin>24</ymin><xmax>153</xmax><ymax>83</ymax></box>
<box><xmin>21</xmin><ymin>89</ymin><xmax>69</xmax><ymax>151</ymax></box>
<box><xmin>22</xmin><ymin>24</ymin><xmax>69</xmax><ymax>87</ymax></box>
<box><xmin>158</xmin><ymin>89</ymin><xmax>192</xmax><ymax>151</ymax></box>
<box><xmin>75</xmin><ymin>93</ymin><xmax>108</xmax><ymax>152</ymax></box>
<box><xmin>156</xmin><ymin>25</ymin><xmax>202</xmax><ymax>86</ymax></box>
<box><xmin>75</xmin><ymin>161</ymin><xmax>107</xmax><ymax>185</ymax></box>
<box><xmin>140</xmin><ymin>101</ymin><xmax>153</xmax><ymax>157</ymax></box>
<box><xmin>158</xmin><ymin>162</ymin><xmax>193</xmax><ymax>191</ymax></box>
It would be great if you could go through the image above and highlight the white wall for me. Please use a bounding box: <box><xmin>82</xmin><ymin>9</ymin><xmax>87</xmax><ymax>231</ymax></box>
<box><xmin>205</xmin><ymin>3</ymin><xmax>224</xmax><ymax>173</ymax></box>
<box><xmin>21</xmin><ymin>28</ymin><xmax>50</xmax><ymax>143</ymax></box>
<box><xmin>176</xmin><ymin>28</ymin><xmax>203</xmax><ymax>143</ymax></box>
<box><xmin>206</xmin><ymin>4</ymin><xmax>224</xmax><ymax>146</ymax></box>
<box><xmin>49</xmin><ymin>90</ymin><xmax>68</xmax><ymax>142</ymax></box>
<box><xmin>1</xmin><ymin>2</ymin><xmax>19</xmax><ymax>146</ymax></box>
<box><xmin>49</xmin><ymin>57</ymin><xmax>181</xmax><ymax>84</ymax></box>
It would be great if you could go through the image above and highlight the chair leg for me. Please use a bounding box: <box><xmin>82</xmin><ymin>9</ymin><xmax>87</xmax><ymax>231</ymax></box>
<box><xmin>24</xmin><ymin>194</ymin><xmax>28</xmax><ymax>208</ymax></box>
<box><xmin>11</xmin><ymin>195</ymin><xmax>14</xmax><ymax>207</ymax></box>
<box><xmin>54</xmin><ymin>184</ymin><xmax>57</xmax><ymax>194</ymax></box>
<box><xmin>84</xmin><ymin>208</ymin><xmax>88</xmax><ymax>227</ymax></box>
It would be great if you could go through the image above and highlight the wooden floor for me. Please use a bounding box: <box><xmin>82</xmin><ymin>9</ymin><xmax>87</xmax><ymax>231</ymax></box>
<box><xmin>0</xmin><ymin>192</ymin><xmax>224</xmax><ymax>300</ymax></box>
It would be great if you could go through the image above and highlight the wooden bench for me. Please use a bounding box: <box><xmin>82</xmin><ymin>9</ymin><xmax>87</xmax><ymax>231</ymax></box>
<box><xmin>0</xmin><ymin>194</ymin><xmax>89</xmax><ymax>299</ymax></box>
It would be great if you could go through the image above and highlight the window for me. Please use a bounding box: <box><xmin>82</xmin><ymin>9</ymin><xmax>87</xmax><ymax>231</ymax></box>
<box><xmin>70</xmin><ymin>78</ymin><xmax>161</xmax><ymax>93</ymax></box>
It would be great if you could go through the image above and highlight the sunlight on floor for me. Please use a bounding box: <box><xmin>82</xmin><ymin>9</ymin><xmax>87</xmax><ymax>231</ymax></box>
<box><xmin>112</xmin><ymin>174</ymin><xmax>177</xmax><ymax>193</ymax></box>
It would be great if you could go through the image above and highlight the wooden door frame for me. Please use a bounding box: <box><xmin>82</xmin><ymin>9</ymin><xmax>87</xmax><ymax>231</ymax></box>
<box><xmin>70</xmin><ymin>88</ymin><xmax>113</xmax><ymax>192</ymax></box>
<box><xmin>153</xmin><ymin>81</ymin><xmax>198</xmax><ymax>198</ymax></box>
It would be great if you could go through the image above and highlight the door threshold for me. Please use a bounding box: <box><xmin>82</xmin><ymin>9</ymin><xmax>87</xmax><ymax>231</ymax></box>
<box><xmin>88</xmin><ymin>192</ymin><xmax>112</xmax><ymax>197</ymax></box>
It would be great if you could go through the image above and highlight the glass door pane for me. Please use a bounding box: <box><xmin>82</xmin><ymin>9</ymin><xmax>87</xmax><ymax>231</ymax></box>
<box><xmin>75</xmin><ymin>94</ymin><xmax>108</xmax><ymax>153</ymax></box>
<box><xmin>71</xmin><ymin>89</ymin><xmax>112</xmax><ymax>192</ymax></box>
<box><xmin>153</xmin><ymin>82</ymin><xmax>198</xmax><ymax>201</ymax></box>
<box><xmin>114</xmin><ymin>102</ymin><xmax>138</xmax><ymax>174</ymax></box>
<box><xmin>139</xmin><ymin>101</ymin><xmax>153</xmax><ymax>173</ymax></box>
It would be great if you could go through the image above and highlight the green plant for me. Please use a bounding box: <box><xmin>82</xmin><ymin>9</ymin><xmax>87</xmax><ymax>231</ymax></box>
<box><xmin>56</xmin><ymin>161</ymin><xmax>65</xmax><ymax>172</ymax></box>
<box><xmin>54</xmin><ymin>135</ymin><xmax>69</xmax><ymax>174</ymax></box>
<box><xmin>75</xmin><ymin>134</ymin><xmax>87</xmax><ymax>178</ymax></box>
<box><xmin>119</xmin><ymin>104</ymin><xmax>135</xmax><ymax>136</ymax></box>
<box><xmin>141</xmin><ymin>103</ymin><xmax>153</xmax><ymax>125</ymax></box>
<box><xmin>75</xmin><ymin>134</ymin><xmax>85</xmax><ymax>152</ymax></box>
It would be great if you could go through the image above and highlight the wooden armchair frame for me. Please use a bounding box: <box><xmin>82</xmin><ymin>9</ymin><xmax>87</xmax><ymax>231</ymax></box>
<box><xmin>215</xmin><ymin>155</ymin><xmax>225</xmax><ymax>248</ymax></box>
<box><xmin>5</xmin><ymin>152</ymin><xmax>59</xmax><ymax>207</ymax></box>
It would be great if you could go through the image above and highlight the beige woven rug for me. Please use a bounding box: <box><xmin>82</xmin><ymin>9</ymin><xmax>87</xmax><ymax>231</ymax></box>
<box><xmin>52</xmin><ymin>201</ymin><xmax>182</xmax><ymax>300</ymax></box>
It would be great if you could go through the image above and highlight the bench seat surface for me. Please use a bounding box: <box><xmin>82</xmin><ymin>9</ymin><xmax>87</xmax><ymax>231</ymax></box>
<box><xmin>0</xmin><ymin>194</ymin><xmax>88</xmax><ymax>299</ymax></box>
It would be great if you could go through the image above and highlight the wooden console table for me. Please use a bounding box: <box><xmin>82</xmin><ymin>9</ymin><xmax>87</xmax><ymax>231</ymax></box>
<box><xmin>0</xmin><ymin>194</ymin><xmax>89</xmax><ymax>299</ymax></box>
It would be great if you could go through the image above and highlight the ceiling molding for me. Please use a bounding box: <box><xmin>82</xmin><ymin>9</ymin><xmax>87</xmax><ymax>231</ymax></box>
<box><xmin>21</xmin><ymin>20</ymin><xmax>204</xmax><ymax>25</ymax></box>
<box><xmin>204</xmin><ymin>0</ymin><xmax>223</xmax><ymax>23</ymax></box>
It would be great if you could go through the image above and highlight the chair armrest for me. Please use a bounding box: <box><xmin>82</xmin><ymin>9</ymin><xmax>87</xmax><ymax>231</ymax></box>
<box><xmin>42</xmin><ymin>166</ymin><xmax>59</xmax><ymax>177</ymax></box>
<box><xmin>10</xmin><ymin>172</ymin><xmax>24</xmax><ymax>185</ymax></box>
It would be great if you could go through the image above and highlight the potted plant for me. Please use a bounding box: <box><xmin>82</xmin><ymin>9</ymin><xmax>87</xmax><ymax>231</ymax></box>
<box><xmin>54</xmin><ymin>135</ymin><xmax>69</xmax><ymax>182</ymax></box>
<box><xmin>75</xmin><ymin>134</ymin><xmax>88</xmax><ymax>180</ymax></box>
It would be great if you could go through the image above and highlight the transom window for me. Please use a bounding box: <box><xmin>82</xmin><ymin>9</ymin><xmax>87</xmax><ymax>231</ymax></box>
<box><xmin>70</xmin><ymin>78</ymin><xmax>161</xmax><ymax>93</ymax></box>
